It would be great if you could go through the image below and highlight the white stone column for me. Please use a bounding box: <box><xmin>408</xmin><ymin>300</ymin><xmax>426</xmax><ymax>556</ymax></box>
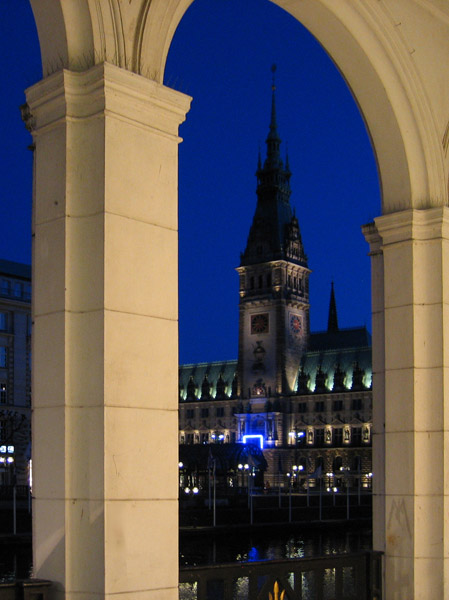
<box><xmin>363</xmin><ymin>225</ymin><xmax>386</xmax><ymax>540</ymax></box>
<box><xmin>375</xmin><ymin>208</ymin><xmax>449</xmax><ymax>599</ymax></box>
<box><xmin>26</xmin><ymin>63</ymin><xmax>190</xmax><ymax>599</ymax></box>
<box><xmin>363</xmin><ymin>222</ymin><xmax>386</xmax><ymax>594</ymax></box>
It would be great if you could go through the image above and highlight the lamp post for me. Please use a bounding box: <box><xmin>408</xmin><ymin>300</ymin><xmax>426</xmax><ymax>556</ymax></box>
<box><xmin>286</xmin><ymin>472</ymin><xmax>292</xmax><ymax>522</ymax></box>
<box><xmin>178</xmin><ymin>461</ymin><xmax>184</xmax><ymax>490</ymax></box>
<box><xmin>238</xmin><ymin>463</ymin><xmax>253</xmax><ymax>523</ymax></box>
<box><xmin>0</xmin><ymin>445</ymin><xmax>15</xmax><ymax>533</ymax></box>
<box><xmin>288</xmin><ymin>465</ymin><xmax>304</xmax><ymax>523</ymax></box>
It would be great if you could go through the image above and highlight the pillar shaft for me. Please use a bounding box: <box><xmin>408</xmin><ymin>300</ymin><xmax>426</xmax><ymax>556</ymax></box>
<box><xmin>27</xmin><ymin>63</ymin><xmax>191</xmax><ymax>599</ymax></box>
<box><xmin>373</xmin><ymin>208</ymin><xmax>449</xmax><ymax>599</ymax></box>
<box><xmin>363</xmin><ymin>223</ymin><xmax>386</xmax><ymax>560</ymax></box>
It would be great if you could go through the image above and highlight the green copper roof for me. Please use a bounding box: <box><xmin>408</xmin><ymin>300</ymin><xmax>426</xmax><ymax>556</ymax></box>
<box><xmin>179</xmin><ymin>327</ymin><xmax>372</xmax><ymax>401</ymax></box>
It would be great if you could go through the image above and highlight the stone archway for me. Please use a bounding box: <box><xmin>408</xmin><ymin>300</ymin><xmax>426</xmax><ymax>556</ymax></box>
<box><xmin>26</xmin><ymin>1</ymin><xmax>449</xmax><ymax>598</ymax></box>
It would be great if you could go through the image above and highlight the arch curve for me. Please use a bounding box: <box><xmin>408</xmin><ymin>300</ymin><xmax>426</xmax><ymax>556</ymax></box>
<box><xmin>29</xmin><ymin>0</ymin><xmax>449</xmax><ymax>212</ymax></box>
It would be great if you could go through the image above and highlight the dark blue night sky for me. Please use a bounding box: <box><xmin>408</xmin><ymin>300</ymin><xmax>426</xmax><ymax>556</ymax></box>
<box><xmin>0</xmin><ymin>0</ymin><xmax>380</xmax><ymax>365</ymax></box>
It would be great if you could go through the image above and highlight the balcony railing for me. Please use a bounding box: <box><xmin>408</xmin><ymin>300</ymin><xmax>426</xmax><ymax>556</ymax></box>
<box><xmin>179</xmin><ymin>550</ymin><xmax>382</xmax><ymax>599</ymax></box>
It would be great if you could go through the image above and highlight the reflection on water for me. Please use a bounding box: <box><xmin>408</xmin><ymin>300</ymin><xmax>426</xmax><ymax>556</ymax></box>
<box><xmin>0</xmin><ymin>543</ymin><xmax>32</xmax><ymax>582</ymax></box>
<box><xmin>1</xmin><ymin>524</ymin><xmax>372</xmax><ymax>588</ymax></box>
<box><xmin>180</xmin><ymin>523</ymin><xmax>371</xmax><ymax>567</ymax></box>
<box><xmin>179</xmin><ymin>526</ymin><xmax>373</xmax><ymax>600</ymax></box>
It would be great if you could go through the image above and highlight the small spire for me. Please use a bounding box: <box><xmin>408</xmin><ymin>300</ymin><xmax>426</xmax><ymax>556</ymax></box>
<box><xmin>265</xmin><ymin>64</ymin><xmax>281</xmax><ymax>167</ymax></box>
<box><xmin>270</xmin><ymin>64</ymin><xmax>277</xmax><ymax>131</ymax></box>
<box><xmin>327</xmin><ymin>281</ymin><xmax>339</xmax><ymax>332</ymax></box>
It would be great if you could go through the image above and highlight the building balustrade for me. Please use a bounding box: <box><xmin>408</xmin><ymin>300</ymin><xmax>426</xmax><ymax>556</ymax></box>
<box><xmin>179</xmin><ymin>551</ymin><xmax>382</xmax><ymax>599</ymax></box>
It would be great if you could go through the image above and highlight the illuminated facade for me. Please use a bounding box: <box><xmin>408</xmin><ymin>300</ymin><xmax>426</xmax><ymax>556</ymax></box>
<box><xmin>0</xmin><ymin>259</ymin><xmax>31</xmax><ymax>486</ymax></box>
<box><xmin>179</xmin><ymin>87</ymin><xmax>372</xmax><ymax>486</ymax></box>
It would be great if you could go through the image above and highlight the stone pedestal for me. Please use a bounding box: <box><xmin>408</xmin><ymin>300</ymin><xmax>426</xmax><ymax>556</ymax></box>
<box><xmin>26</xmin><ymin>63</ymin><xmax>191</xmax><ymax>599</ymax></box>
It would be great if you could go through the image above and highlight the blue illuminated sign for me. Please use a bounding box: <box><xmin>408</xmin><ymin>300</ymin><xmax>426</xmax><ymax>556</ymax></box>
<box><xmin>243</xmin><ymin>434</ymin><xmax>264</xmax><ymax>449</ymax></box>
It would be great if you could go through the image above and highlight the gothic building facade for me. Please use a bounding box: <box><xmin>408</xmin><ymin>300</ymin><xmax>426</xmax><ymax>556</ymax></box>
<box><xmin>179</xmin><ymin>85</ymin><xmax>372</xmax><ymax>489</ymax></box>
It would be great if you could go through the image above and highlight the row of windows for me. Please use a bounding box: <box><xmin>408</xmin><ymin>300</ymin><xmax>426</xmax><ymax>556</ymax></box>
<box><xmin>247</xmin><ymin>272</ymin><xmax>306</xmax><ymax>292</ymax></box>
<box><xmin>297</xmin><ymin>398</ymin><xmax>364</xmax><ymax>413</ymax></box>
<box><xmin>249</xmin><ymin>274</ymin><xmax>271</xmax><ymax>291</ymax></box>
<box><xmin>291</xmin><ymin>426</ymin><xmax>370</xmax><ymax>446</ymax></box>
<box><xmin>185</xmin><ymin>406</ymin><xmax>227</xmax><ymax>419</ymax></box>
<box><xmin>0</xmin><ymin>312</ymin><xmax>32</xmax><ymax>336</ymax></box>
<box><xmin>287</xmin><ymin>273</ymin><xmax>304</xmax><ymax>291</ymax></box>
<box><xmin>181</xmin><ymin>432</ymin><xmax>237</xmax><ymax>445</ymax></box>
<box><xmin>184</xmin><ymin>399</ymin><xmax>367</xmax><ymax>420</ymax></box>
<box><xmin>0</xmin><ymin>279</ymin><xmax>31</xmax><ymax>301</ymax></box>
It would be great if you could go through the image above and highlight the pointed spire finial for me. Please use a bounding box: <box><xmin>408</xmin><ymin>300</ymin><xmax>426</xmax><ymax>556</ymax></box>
<box><xmin>266</xmin><ymin>64</ymin><xmax>281</xmax><ymax>163</ymax></box>
<box><xmin>327</xmin><ymin>281</ymin><xmax>339</xmax><ymax>333</ymax></box>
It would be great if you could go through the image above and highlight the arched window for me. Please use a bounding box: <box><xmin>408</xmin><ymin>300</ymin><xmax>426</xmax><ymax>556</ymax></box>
<box><xmin>333</xmin><ymin>456</ymin><xmax>343</xmax><ymax>472</ymax></box>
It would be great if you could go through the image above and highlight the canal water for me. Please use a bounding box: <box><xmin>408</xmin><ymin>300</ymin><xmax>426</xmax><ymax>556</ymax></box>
<box><xmin>0</xmin><ymin>523</ymin><xmax>371</xmax><ymax>581</ymax></box>
<box><xmin>180</xmin><ymin>522</ymin><xmax>371</xmax><ymax>567</ymax></box>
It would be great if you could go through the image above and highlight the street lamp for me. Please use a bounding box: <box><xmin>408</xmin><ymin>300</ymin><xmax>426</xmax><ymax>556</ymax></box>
<box><xmin>1</xmin><ymin>446</ymin><xmax>16</xmax><ymax>534</ymax></box>
<box><xmin>178</xmin><ymin>461</ymin><xmax>184</xmax><ymax>489</ymax></box>
<box><xmin>238</xmin><ymin>463</ymin><xmax>253</xmax><ymax>523</ymax></box>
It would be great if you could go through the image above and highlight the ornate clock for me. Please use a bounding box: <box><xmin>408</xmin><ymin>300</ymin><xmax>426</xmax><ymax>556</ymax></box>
<box><xmin>251</xmin><ymin>313</ymin><xmax>269</xmax><ymax>334</ymax></box>
<box><xmin>289</xmin><ymin>314</ymin><xmax>302</xmax><ymax>335</ymax></box>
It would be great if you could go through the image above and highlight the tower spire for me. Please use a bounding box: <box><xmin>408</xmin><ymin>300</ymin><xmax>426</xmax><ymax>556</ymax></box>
<box><xmin>266</xmin><ymin>64</ymin><xmax>281</xmax><ymax>166</ymax></box>
<box><xmin>241</xmin><ymin>65</ymin><xmax>307</xmax><ymax>269</ymax></box>
<box><xmin>327</xmin><ymin>281</ymin><xmax>339</xmax><ymax>332</ymax></box>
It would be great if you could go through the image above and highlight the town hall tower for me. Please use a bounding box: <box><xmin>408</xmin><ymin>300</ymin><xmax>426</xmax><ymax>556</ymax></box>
<box><xmin>237</xmin><ymin>70</ymin><xmax>310</xmax><ymax>399</ymax></box>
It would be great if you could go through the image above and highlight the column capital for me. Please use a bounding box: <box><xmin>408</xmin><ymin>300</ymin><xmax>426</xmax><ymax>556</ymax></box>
<box><xmin>25</xmin><ymin>62</ymin><xmax>191</xmax><ymax>140</ymax></box>
<box><xmin>375</xmin><ymin>206</ymin><xmax>449</xmax><ymax>245</ymax></box>
<box><xmin>362</xmin><ymin>221</ymin><xmax>382</xmax><ymax>256</ymax></box>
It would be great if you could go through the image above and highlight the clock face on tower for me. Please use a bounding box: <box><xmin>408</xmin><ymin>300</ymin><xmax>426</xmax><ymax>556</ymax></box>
<box><xmin>251</xmin><ymin>313</ymin><xmax>269</xmax><ymax>334</ymax></box>
<box><xmin>289</xmin><ymin>314</ymin><xmax>302</xmax><ymax>336</ymax></box>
